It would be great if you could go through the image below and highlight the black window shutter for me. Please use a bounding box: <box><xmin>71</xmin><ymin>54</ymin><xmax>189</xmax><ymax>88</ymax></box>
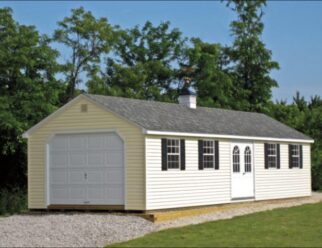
<box><xmin>264</xmin><ymin>143</ymin><xmax>269</xmax><ymax>169</ymax></box>
<box><xmin>289</xmin><ymin>144</ymin><xmax>293</xmax><ymax>169</ymax></box>
<box><xmin>198</xmin><ymin>140</ymin><xmax>204</xmax><ymax>170</ymax></box>
<box><xmin>300</xmin><ymin>145</ymin><xmax>303</xmax><ymax>169</ymax></box>
<box><xmin>161</xmin><ymin>138</ymin><xmax>167</xmax><ymax>171</ymax></box>
<box><xmin>215</xmin><ymin>140</ymin><xmax>219</xmax><ymax>170</ymax></box>
<box><xmin>180</xmin><ymin>139</ymin><xmax>185</xmax><ymax>170</ymax></box>
<box><xmin>277</xmin><ymin>144</ymin><xmax>280</xmax><ymax>169</ymax></box>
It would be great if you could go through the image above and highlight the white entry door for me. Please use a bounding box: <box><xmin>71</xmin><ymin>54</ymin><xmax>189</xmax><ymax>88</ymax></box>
<box><xmin>231</xmin><ymin>143</ymin><xmax>254</xmax><ymax>199</ymax></box>
<box><xmin>49</xmin><ymin>132</ymin><xmax>124</xmax><ymax>205</ymax></box>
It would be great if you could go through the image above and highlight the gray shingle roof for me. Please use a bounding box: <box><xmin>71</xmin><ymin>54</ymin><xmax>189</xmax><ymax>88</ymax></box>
<box><xmin>85</xmin><ymin>94</ymin><xmax>312</xmax><ymax>141</ymax></box>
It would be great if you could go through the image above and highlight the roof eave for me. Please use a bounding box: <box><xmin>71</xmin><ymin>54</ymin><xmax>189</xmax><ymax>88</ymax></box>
<box><xmin>144</xmin><ymin>130</ymin><xmax>314</xmax><ymax>144</ymax></box>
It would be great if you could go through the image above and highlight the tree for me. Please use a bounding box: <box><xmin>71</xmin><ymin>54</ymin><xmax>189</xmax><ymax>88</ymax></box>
<box><xmin>178</xmin><ymin>38</ymin><xmax>234</xmax><ymax>108</ymax></box>
<box><xmin>54</xmin><ymin>7</ymin><xmax>114</xmax><ymax>102</ymax></box>
<box><xmin>0</xmin><ymin>8</ymin><xmax>63</xmax><ymax>189</ymax></box>
<box><xmin>87</xmin><ymin>21</ymin><xmax>186</xmax><ymax>102</ymax></box>
<box><xmin>269</xmin><ymin>93</ymin><xmax>322</xmax><ymax>190</ymax></box>
<box><xmin>225</xmin><ymin>0</ymin><xmax>279</xmax><ymax>112</ymax></box>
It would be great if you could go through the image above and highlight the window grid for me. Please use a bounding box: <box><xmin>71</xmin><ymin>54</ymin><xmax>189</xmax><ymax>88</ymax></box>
<box><xmin>167</xmin><ymin>139</ymin><xmax>180</xmax><ymax>169</ymax></box>
<box><xmin>244</xmin><ymin>146</ymin><xmax>252</xmax><ymax>173</ymax></box>
<box><xmin>267</xmin><ymin>144</ymin><xmax>277</xmax><ymax>168</ymax></box>
<box><xmin>203</xmin><ymin>140</ymin><xmax>215</xmax><ymax>169</ymax></box>
<box><xmin>233</xmin><ymin>146</ymin><xmax>240</xmax><ymax>173</ymax></box>
<box><xmin>291</xmin><ymin>144</ymin><xmax>300</xmax><ymax>168</ymax></box>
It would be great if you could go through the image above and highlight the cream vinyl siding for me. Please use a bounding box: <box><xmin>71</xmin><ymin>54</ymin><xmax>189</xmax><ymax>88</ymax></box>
<box><xmin>145</xmin><ymin>136</ymin><xmax>231</xmax><ymax>210</ymax></box>
<box><xmin>27</xmin><ymin>96</ymin><xmax>145</xmax><ymax>210</ymax></box>
<box><xmin>254</xmin><ymin>142</ymin><xmax>311</xmax><ymax>200</ymax></box>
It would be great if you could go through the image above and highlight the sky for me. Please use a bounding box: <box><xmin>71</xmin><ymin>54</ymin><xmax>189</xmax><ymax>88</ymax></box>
<box><xmin>1</xmin><ymin>1</ymin><xmax>321</xmax><ymax>102</ymax></box>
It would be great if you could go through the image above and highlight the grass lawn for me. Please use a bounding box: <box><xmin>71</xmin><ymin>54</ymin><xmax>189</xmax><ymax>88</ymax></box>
<box><xmin>109</xmin><ymin>202</ymin><xmax>322</xmax><ymax>247</ymax></box>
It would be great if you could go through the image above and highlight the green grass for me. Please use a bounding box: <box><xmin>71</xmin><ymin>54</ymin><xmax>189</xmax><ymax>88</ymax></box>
<box><xmin>109</xmin><ymin>202</ymin><xmax>322</xmax><ymax>247</ymax></box>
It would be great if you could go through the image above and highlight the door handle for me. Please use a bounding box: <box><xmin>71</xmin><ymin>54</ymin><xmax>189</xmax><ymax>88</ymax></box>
<box><xmin>84</xmin><ymin>172</ymin><xmax>87</xmax><ymax>180</ymax></box>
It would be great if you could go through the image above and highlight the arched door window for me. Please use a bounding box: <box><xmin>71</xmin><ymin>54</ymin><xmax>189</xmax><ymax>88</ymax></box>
<box><xmin>233</xmin><ymin>146</ymin><xmax>240</xmax><ymax>173</ymax></box>
<box><xmin>244</xmin><ymin>146</ymin><xmax>252</xmax><ymax>173</ymax></box>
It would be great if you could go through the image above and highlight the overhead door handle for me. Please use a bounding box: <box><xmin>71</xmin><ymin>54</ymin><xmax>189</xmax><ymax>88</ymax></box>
<box><xmin>84</xmin><ymin>172</ymin><xmax>87</xmax><ymax>179</ymax></box>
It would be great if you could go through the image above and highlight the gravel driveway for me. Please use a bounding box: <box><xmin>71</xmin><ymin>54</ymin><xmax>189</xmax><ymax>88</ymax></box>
<box><xmin>0</xmin><ymin>213</ymin><xmax>157</xmax><ymax>247</ymax></box>
<box><xmin>1</xmin><ymin>193</ymin><xmax>322</xmax><ymax>248</ymax></box>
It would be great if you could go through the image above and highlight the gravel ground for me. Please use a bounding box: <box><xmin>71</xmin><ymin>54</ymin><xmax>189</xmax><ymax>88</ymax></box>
<box><xmin>0</xmin><ymin>213</ymin><xmax>157</xmax><ymax>247</ymax></box>
<box><xmin>0</xmin><ymin>193</ymin><xmax>321</xmax><ymax>248</ymax></box>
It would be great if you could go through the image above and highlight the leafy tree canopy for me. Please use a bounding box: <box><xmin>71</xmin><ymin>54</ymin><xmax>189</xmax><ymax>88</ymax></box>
<box><xmin>54</xmin><ymin>7</ymin><xmax>115</xmax><ymax>102</ymax></box>
<box><xmin>87</xmin><ymin>21</ymin><xmax>187</xmax><ymax>102</ymax></box>
<box><xmin>0</xmin><ymin>7</ymin><xmax>63</xmax><ymax>188</ymax></box>
<box><xmin>225</xmin><ymin>0</ymin><xmax>279</xmax><ymax>112</ymax></box>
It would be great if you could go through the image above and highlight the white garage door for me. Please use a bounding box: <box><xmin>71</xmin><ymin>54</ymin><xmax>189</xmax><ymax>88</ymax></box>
<box><xmin>49</xmin><ymin>132</ymin><xmax>124</xmax><ymax>205</ymax></box>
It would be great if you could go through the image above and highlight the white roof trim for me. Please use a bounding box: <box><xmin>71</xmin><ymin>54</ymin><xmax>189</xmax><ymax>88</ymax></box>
<box><xmin>22</xmin><ymin>95</ymin><xmax>85</xmax><ymax>138</ymax></box>
<box><xmin>144</xmin><ymin>130</ymin><xmax>314</xmax><ymax>144</ymax></box>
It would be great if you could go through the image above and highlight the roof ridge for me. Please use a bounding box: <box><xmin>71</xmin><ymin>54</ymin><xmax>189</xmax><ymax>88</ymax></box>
<box><xmin>84</xmin><ymin>93</ymin><xmax>261</xmax><ymax>115</ymax></box>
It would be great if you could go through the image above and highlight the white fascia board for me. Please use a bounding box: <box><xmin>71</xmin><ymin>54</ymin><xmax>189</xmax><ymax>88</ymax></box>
<box><xmin>144</xmin><ymin>130</ymin><xmax>314</xmax><ymax>144</ymax></box>
<box><xmin>22</xmin><ymin>95</ymin><xmax>85</xmax><ymax>138</ymax></box>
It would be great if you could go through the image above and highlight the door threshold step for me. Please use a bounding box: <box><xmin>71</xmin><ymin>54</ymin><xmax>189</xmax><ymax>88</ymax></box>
<box><xmin>231</xmin><ymin>197</ymin><xmax>255</xmax><ymax>201</ymax></box>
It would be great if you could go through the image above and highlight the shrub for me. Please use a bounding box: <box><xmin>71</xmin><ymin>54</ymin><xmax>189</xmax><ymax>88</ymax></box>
<box><xmin>0</xmin><ymin>188</ymin><xmax>27</xmax><ymax>215</ymax></box>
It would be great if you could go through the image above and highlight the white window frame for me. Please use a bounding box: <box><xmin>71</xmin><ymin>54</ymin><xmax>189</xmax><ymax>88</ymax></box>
<box><xmin>267</xmin><ymin>143</ymin><xmax>277</xmax><ymax>168</ymax></box>
<box><xmin>203</xmin><ymin>140</ymin><xmax>215</xmax><ymax>169</ymax></box>
<box><xmin>291</xmin><ymin>144</ymin><xmax>300</xmax><ymax>168</ymax></box>
<box><xmin>167</xmin><ymin>139</ymin><xmax>181</xmax><ymax>170</ymax></box>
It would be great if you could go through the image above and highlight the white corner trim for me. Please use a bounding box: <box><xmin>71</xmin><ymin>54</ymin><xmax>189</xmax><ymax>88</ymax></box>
<box><xmin>144</xmin><ymin>130</ymin><xmax>314</xmax><ymax>144</ymax></box>
<box><xmin>22</xmin><ymin>95</ymin><xmax>85</xmax><ymax>138</ymax></box>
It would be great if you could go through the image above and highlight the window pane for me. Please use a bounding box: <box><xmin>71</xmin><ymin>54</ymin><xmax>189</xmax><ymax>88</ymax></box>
<box><xmin>291</xmin><ymin>144</ymin><xmax>300</xmax><ymax>168</ymax></box>
<box><xmin>267</xmin><ymin>143</ymin><xmax>277</xmax><ymax>168</ymax></box>
<box><xmin>203</xmin><ymin>140</ymin><xmax>215</xmax><ymax>169</ymax></box>
<box><xmin>268</xmin><ymin>144</ymin><xmax>276</xmax><ymax>156</ymax></box>
<box><xmin>168</xmin><ymin>154</ymin><xmax>179</xmax><ymax>169</ymax></box>
<box><xmin>166</xmin><ymin>139</ymin><xmax>180</xmax><ymax>169</ymax></box>
<box><xmin>233</xmin><ymin>146</ymin><xmax>240</xmax><ymax>173</ymax></box>
<box><xmin>244</xmin><ymin>146</ymin><xmax>252</xmax><ymax>173</ymax></box>
<box><xmin>203</xmin><ymin>155</ymin><xmax>214</xmax><ymax>168</ymax></box>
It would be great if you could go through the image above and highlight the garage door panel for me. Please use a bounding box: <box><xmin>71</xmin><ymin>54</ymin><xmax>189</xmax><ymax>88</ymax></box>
<box><xmin>88</xmin><ymin>151</ymin><xmax>105</xmax><ymax>167</ymax></box>
<box><xmin>69</xmin><ymin>185</ymin><xmax>86</xmax><ymax>200</ymax></box>
<box><xmin>69</xmin><ymin>169</ymin><xmax>85</xmax><ymax>184</ymax></box>
<box><xmin>51</xmin><ymin>185</ymin><xmax>69</xmax><ymax>201</ymax></box>
<box><xmin>88</xmin><ymin>134</ymin><xmax>105</xmax><ymax>150</ymax></box>
<box><xmin>86</xmin><ymin>169</ymin><xmax>105</xmax><ymax>184</ymax></box>
<box><xmin>69</xmin><ymin>152</ymin><xmax>87</xmax><ymax>168</ymax></box>
<box><xmin>50</xmin><ymin>168</ymin><xmax>68</xmax><ymax>184</ymax></box>
<box><xmin>50</xmin><ymin>152</ymin><xmax>68</xmax><ymax>168</ymax></box>
<box><xmin>69</xmin><ymin>135</ymin><xmax>86</xmax><ymax>151</ymax></box>
<box><xmin>107</xmin><ymin>151</ymin><xmax>123</xmax><ymax>166</ymax></box>
<box><xmin>49</xmin><ymin>132</ymin><xmax>124</xmax><ymax>206</ymax></box>
<box><xmin>51</xmin><ymin>136</ymin><xmax>68</xmax><ymax>151</ymax></box>
<box><xmin>87</xmin><ymin>185</ymin><xmax>105</xmax><ymax>202</ymax></box>
<box><xmin>107</xmin><ymin>186</ymin><xmax>124</xmax><ymax>204</ymax></box>
<box><xmin>107</xmin><ymin>168</ymin><xmax>123</xmax><ymax>184</ymax></box>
